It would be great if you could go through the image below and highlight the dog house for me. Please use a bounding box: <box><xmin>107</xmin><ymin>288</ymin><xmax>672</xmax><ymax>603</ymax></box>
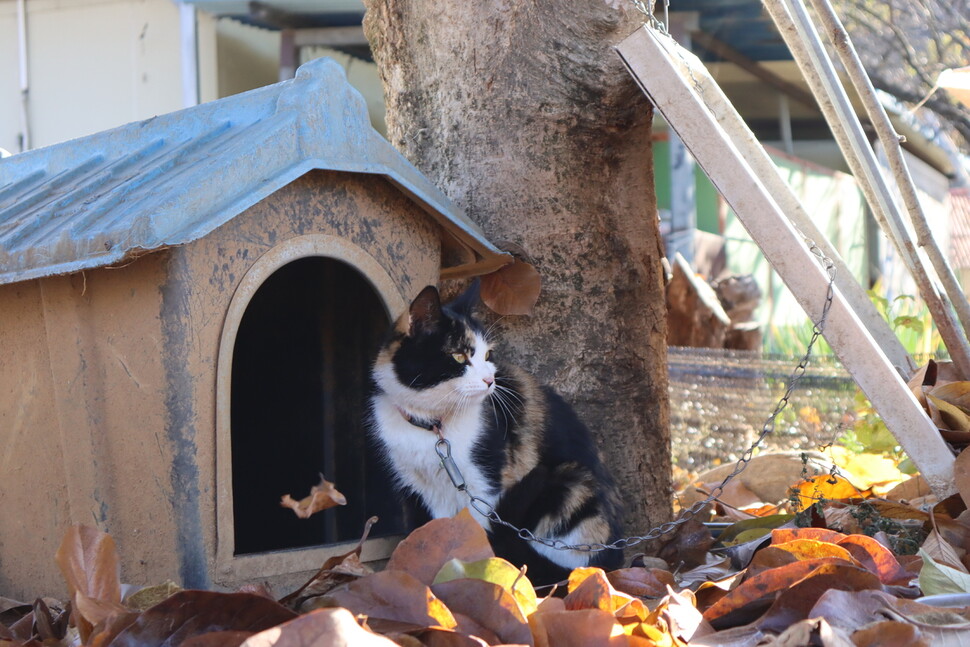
<box><xmin>0</xmin><ymin>58</ymin><xmax>510</xmax><ymax>598</ymax></box>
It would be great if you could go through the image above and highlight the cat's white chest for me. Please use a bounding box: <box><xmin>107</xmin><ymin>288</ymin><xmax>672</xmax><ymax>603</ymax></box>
<box><xmin>371</xmin><ymin>396</ymin><xmax>497</xmax><ymax>529</ymax></box>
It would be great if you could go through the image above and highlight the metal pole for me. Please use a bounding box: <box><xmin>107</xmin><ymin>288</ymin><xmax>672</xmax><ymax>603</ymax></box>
<box><xmin>16</xmin><ymin>0</ymin><xmax>30</xmax><ymax>151</ymax></box>
<box><xmin>764</xmin><ymin>0</ymin><xmax>970</xmax><ymax>377</ymax></box>
<box><xmin>806</xmin><ymin>0</ymin><xmax>970</xmax><ymax>350</ymax></box>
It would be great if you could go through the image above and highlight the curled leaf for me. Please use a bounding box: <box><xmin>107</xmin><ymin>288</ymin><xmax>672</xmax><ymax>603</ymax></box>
<box><xmin>280</xmin><ymin>475</ymin><xmax>347</xmax><ymax>519</ymax></box>
<box><xmin>480</xmin><ymin>259</ymin><xmax>541</xmax><ymax>316</ymax></box>
<box><xmin>386</xmin><ymin>509</ymin><xmax>493</xmax><ymax>586</ymax></box>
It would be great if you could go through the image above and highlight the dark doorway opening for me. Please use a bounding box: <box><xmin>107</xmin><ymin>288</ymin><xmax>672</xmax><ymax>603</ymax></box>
<box><xmin>231</xmin><ymin>257</ymin><xmax>405</xmax><ymax>554</ymax></box>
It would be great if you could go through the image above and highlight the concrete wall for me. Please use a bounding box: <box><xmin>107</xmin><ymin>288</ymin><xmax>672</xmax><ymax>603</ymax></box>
<box><xmin>0</xmin><ymin>170</ymin><xmax>441</xmax><ymax>598</ymax></box>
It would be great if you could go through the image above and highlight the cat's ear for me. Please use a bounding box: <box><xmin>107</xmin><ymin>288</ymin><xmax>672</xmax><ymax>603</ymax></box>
<box><xmin>448</xmin><ymin>279</ymin><xmax>481</xmax><ymax>318</ymax></box>
<box><xmin>408</xmin><ymin>286</ymin><xmax>442</xmax><ymax>336</ymax></box>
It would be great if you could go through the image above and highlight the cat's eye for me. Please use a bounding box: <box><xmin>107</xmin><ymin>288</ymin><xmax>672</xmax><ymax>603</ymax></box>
<box><xmin>484</xmin><ymin>350</ymin><xmax>492</xmax><ymax>361</ymax></box>
<box><xmin>452</xmin><ymin>352</ymin><xmax>468</xmax><ymax>364</ymax></box>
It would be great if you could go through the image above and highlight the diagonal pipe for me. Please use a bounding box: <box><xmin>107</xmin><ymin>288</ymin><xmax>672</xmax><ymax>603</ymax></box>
<box><xmin>763</xmin><ymin>0</ymin><xmax>970</xmax><ymax>377</ymax></box>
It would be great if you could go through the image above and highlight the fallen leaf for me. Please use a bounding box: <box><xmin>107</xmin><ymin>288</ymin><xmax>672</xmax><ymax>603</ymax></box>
<box><xmin>239</xmin><ymin>608</ymin><xmax>398</xmax><ymax>647</ymax></box>
<box><xmin>528</xmin><ymin>609</ymin><xmax>626</xmax><ymax>647</ymax></box>
<box><xmin>927</xmin><ymin>395</ymin><xmax>970</xmax><ymax>432</ymax></box>
<box><xmin>480</xmin><ymin>259</ymin><xmax>541</xmax><ymax>316</ymax></box>
<box><xmin>55</xmin><ymin>525</ymin><xmax>123</xmax><ymax>643</ymax></box>
<box><xmin>793</xmin><ymin>474</ymin><xmax>863</xmax><ymax>509</ymax></box>
<box><xmin>181</xmin><ymin>631</ymin><xmax>256</xmax><ymax>647</ymax></box>
<box><xmin>701</xmin><ymin>558</ymin><xmax>857</xmax><ymax>624</ymax></box>
<box><xmin>771</xmin><ymin>539</ymin><xmax>856</xmax><ymax>563</ymax></box>
<box><xmin>433</xmin><ymin>557</ymin><xmax>537</xmax><ymax>616</ymax></box>
<box><xmin>431</xmin><ymin>578</ymin><xmax>533</xmax><ymax>646</ymax></box>
<box><xmin>851</xmin><ymin>621</ymin><xmax>928</xmax><ymax>647</ymax></box>
<box><xmin>323</xmin><ymin>570</ymin><xmax>457</xmax><ymax>630</ymax></box>
<box><xmin>921</xmin><ymin>528</ymin><xmax>967</xmax><ymax>573</ymax></box>
<box><xmin>754</xmin><ymin>563</ymin><xmax>883</xmax><ymax>633</ymax></box>
<box><xmin>837</xmin><ymin>534</ymin><xmax>912</xmax><ymax>585</ymax></box>
<box><xmin>919</xmin><ymin>548</ymin><xmax>970</xmax><ymax>595</ymax></box>
<box><xmin>281</xmin><ymin>517</ymin><xmax>377</xmax><ymax>611</ymax></box>
<box><xmin>606</xmin><ymin>568</ymin><xmax>676</xmax><ymax>599</ymax></box>
<box><xmin>771</xmin><ymin>527</ymin><xmax>847</xmax><ymax>544</ymax></box>
<box><xmin>280</xmin><ymin>475</ymin><xmax>347</xmax><ymax>519</ymax></box>
<box><xmin>386</xmin><ymin>510</ymin><xmax>493</xmax><ymax>586</ymax></box>
<box><xmin>105</xmin><ymin>591</ymin><xmax>297</xmax><ymax>647</ymax></box>
<box><xmin>124</xmin><ymin>581</ymin><xmax>183</xmax><ymax>611</ymax></box>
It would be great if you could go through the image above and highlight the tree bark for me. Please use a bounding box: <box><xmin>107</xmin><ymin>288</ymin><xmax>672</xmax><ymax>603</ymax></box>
<box><xmin>363</xmin><ymin>1</ymin><xmax>671</xmax><ymax>545</ymax></box>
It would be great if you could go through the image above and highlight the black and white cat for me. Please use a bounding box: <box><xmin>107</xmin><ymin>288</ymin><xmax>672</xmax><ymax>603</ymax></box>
<box><xmin>368</xmin><ymin>282</ymin><xmax>624</xmax><ymax>583</ymax></box>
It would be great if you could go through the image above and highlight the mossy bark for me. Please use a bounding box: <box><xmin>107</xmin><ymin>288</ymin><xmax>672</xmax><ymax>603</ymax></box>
<box><xmin>364</xmin><ymin>0</ymin><xmax>671</xmax><ymax>547</ymax></box>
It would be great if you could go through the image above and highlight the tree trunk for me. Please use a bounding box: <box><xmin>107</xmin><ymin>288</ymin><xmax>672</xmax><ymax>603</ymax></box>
<box><xmin>363</xmin><ymin>1</ymin><xmax>671</xmax><ymax>548</ymax></box>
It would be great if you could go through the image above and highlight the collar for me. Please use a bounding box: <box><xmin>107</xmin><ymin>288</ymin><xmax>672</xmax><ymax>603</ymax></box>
<box><xmin>396</xmin><ymin>406</ymin><xmax>442</xmax><ymax>433</ymax></box>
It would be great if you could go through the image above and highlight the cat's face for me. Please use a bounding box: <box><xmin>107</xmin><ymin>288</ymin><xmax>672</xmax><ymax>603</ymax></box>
<box><xmin>374</xmin><ymin>284</ymin><xmax>497</xmax><ymax>415</ymax></box>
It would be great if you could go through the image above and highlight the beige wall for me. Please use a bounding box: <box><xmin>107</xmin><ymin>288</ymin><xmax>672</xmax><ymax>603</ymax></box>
<box><xmin>0</xmin><ymin>0</ymin><xmax>385</xmax><ymax>154</ymax></box>
<box><xmin>0</xmin><ymin>0</ymin><xmax>218</xmax><ymax>153</ymax></box>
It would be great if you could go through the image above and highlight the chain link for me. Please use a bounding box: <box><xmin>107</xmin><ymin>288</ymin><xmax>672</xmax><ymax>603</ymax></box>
<box><xmin>432</xmin><ymin>242</ymin><xmax>837</xmax><ymax>554</ymax></box>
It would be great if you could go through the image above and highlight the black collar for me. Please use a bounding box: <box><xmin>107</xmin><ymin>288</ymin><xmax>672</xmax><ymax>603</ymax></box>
<box><xmin>396</xmin><ymin>406</ymin><xmax>441</xmax><ymax>432</ymax></box>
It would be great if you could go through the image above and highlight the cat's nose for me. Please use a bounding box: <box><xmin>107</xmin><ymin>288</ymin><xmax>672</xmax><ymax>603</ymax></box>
<box><xmin>483</xmin><ymin>376</ymin><xmax>494</xmax><ymax>386</ymax></box>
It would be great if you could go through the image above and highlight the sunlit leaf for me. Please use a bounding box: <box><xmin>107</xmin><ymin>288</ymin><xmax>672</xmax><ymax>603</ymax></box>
<box><xmin>433</xmin><ymin>557</ymin><xmax>536</xmax><ymax>616</ymax></box>
<box><xmin>279</xmin><ymin>475</ymin><xmax>347</xmax><ymax>519</ymax></box>
<box><xmin>431</xmin><ymin>578</ymin><xmax>533</xmax><ymax>646</ymax></box>
<box><xmin>770</xmin><ymin>539</ymin><xmax>856</xmax><ymax>563</ymax></box>
<box><xmin>793</xmin><ymin>474</ymin><xmax>864</xmax><ymax>509</ymax></box>
<box><xmin>753</xmin><ymin>563</ymin><xmax>882</xmax><ymax>633</ymax></box>
<box><xmin>837</xmin><ymin>534</ymin><xmax>912</xmax><ymax>585</ymax></box>
<box><xmin>480</xmin><ymin>259</ymin><xmax>541</xmax><ymax>316</ymax></box>
<box><xmin>55</xmin><ymin>525</ymin><xmax>123</xmax><ymax>643</ymax></box>
<box><xmin>927</xmin><ymin>395</ymin><xmax>970</xmax><ymax>432</ymax></box>
<box><xmin>921</xmin><ymin>528</ymin><xmax>967</xmax><ymax>573</ymax></box>
<box><xmin>919</xmin><ymin>549</ymin><xmax>970</xmax><ymax>596</ymax></box>
<box><xmin>563</xmin><ymin>569</ymin><xmax>642</xmax><ymax>617</ymax></box>
<box><xmin>701</xmin><ymin>558</ymin><xmax>856</xmax><ymax>623</ymax></box>
<box><xmin>929</xmin><ymin>382</ymin><xmax>970</xmax><ymax>411</ymax></box>
<box><xmin>717</xmin><ymin>516</ymin><xmax>794</xmax><ymax>546</ymax></box>
<box><xmin>323</xmin><ymin>570</ymin><xmax>457</xmax><ymax>630</ymax></box>
<box><xmin>239</xmin><ymin>608</ymin><xmax>398</xmax><ymax>647</ymax></box>
<box><xmin>386</xmin><ymin>510</ymin><xmax>493</xmax><ymax>586</ymax></box>
<box><xmin>528</xmin><ymin>608</ymin><xmax>627</xmax><ymax>647</ymax></box>
<box><xmin>771</xmin><ymin>527</ymin><xmax>847</xmax><ymax>545</ymax></box>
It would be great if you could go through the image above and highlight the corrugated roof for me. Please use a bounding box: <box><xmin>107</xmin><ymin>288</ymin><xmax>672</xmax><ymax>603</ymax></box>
<box><xmin>951</xmin><ymin>188</ymin><xmax>970</xmax><ymax>270</ymax></box>
<box><xmin>0</xmin><ymin>58</ymin><xmax>509</xmax><ymax>286</ymax></box>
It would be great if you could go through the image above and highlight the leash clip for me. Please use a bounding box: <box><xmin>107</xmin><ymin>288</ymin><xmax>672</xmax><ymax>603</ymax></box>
<box><xmin>434</xmin><ymin>431</ymin><xmax>466</xmax><ymax>491</ymax></box>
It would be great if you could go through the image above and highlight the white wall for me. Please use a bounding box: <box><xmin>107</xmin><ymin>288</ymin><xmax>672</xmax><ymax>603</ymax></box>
<box><xmin>0</xmin><ymin>0</ymin><xmax>217</xmax><ymax>153</ymax></box>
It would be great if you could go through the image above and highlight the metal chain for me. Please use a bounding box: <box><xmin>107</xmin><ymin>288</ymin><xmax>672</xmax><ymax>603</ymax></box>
<box><xmin>433</xmin><ymin>242</ymin><xmax>837</xmax><ymax>554</ymax></box>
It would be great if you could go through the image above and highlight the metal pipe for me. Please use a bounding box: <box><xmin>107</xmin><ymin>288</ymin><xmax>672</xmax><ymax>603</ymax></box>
<box><xmin>16</xmin><ymin>0</ymin><xmax>30</xmax><ymax>151</ymax></box>
<box><xmin>764</xmin><ymin>0</ymin><xmax>970</xmax><ymax>376</ymax></box>
<box><xmin>806</xmin><ymin>0</ymin><xmax>970</xmax><ymax>350</ymax></box>
<box><xmin>178</xmin><ymin>1</ymin><xmax>199</xmax><ymax>108</ymax></box>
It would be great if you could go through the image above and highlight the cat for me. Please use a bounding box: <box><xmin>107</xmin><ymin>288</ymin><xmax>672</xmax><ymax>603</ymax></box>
<box><xmin>367</xmin><ymin>281</ymin><xmax>624</xmax><ymax>584</ymax></box>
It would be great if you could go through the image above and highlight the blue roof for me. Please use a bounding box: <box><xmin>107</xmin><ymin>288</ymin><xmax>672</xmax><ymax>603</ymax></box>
<box><xmin>0</xmin><ymin>58</ymin><xmax>508</xmax><ymax>285</ymax></box>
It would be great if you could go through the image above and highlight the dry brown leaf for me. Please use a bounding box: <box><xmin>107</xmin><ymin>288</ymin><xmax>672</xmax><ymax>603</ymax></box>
<box><xmin>280</xmin><ymin>517</ymin><xmax>377</xmax><ymax>610</ymax></box>
<box><xmin>430</xmin><ymin>578</ymin><xmax>532</xmax><ymax>646</ymax></box>
<box><xmin>180</xmin><ymin>631</ymin><xmax>255</xmax><ymax>647</ymax></box>
<box><xmin>323</xmin><ymin>570</ymin><xmax>457</xmax><ymax>630</ymax></box>
<box><xmin>385</xmin><ymin>509</ymin><xmax>493</xmax><ymax>586</ymax></box>
<box><xmin>480</xmin><ymin>259</ymin><xmax>541</xmax><ymax>316</ymax></box>
<box><xmin>239</xmin><ymin>608</ymin><xmax>398</xmax><ymax>647</ymax></box>
<box><xmin>606</xmin><ymin>568</ymin><xmax>676</xmax><ymax>599</ymax></box>
<box><xmin>528</xmin><ymin>608</ymin><xmax>627</xmax><ymax>647</ymax></box>
<box><xmin>930</xmin><ymin>382</ymin><xmax>970</xmax><ymax>411</ymax></box>
<box><xmin>922</xmin><ymin>527</ymin><xmax>968</xmax><ymax>573</ymax></box>
<box><xmin>55</xmin><ymin>525</ymin><xmax>123</xmax><ymax>643</ymax></box>
<box><xmin>852</xmin><ymin>621</ymin><xmax>928</xmax><ymax>647</ymax></box>
<box><xmin>837</xmin><ymin>535</ymin><xmax>912</xmax><ymax>585</ymax></box>
<box><xmin>279</xmin><ymin>475</ymin><xmax>347</xmax><ymax>519</ymax></box>
<box><xmin>106</xmin><ymin>591</ymin><xmax>296</xmax><ymax>647</ymax></box>
<box><xmin>883</xmin><ymin>475</ymin><xmax>934</xmax><ymax>503</ymax></box>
